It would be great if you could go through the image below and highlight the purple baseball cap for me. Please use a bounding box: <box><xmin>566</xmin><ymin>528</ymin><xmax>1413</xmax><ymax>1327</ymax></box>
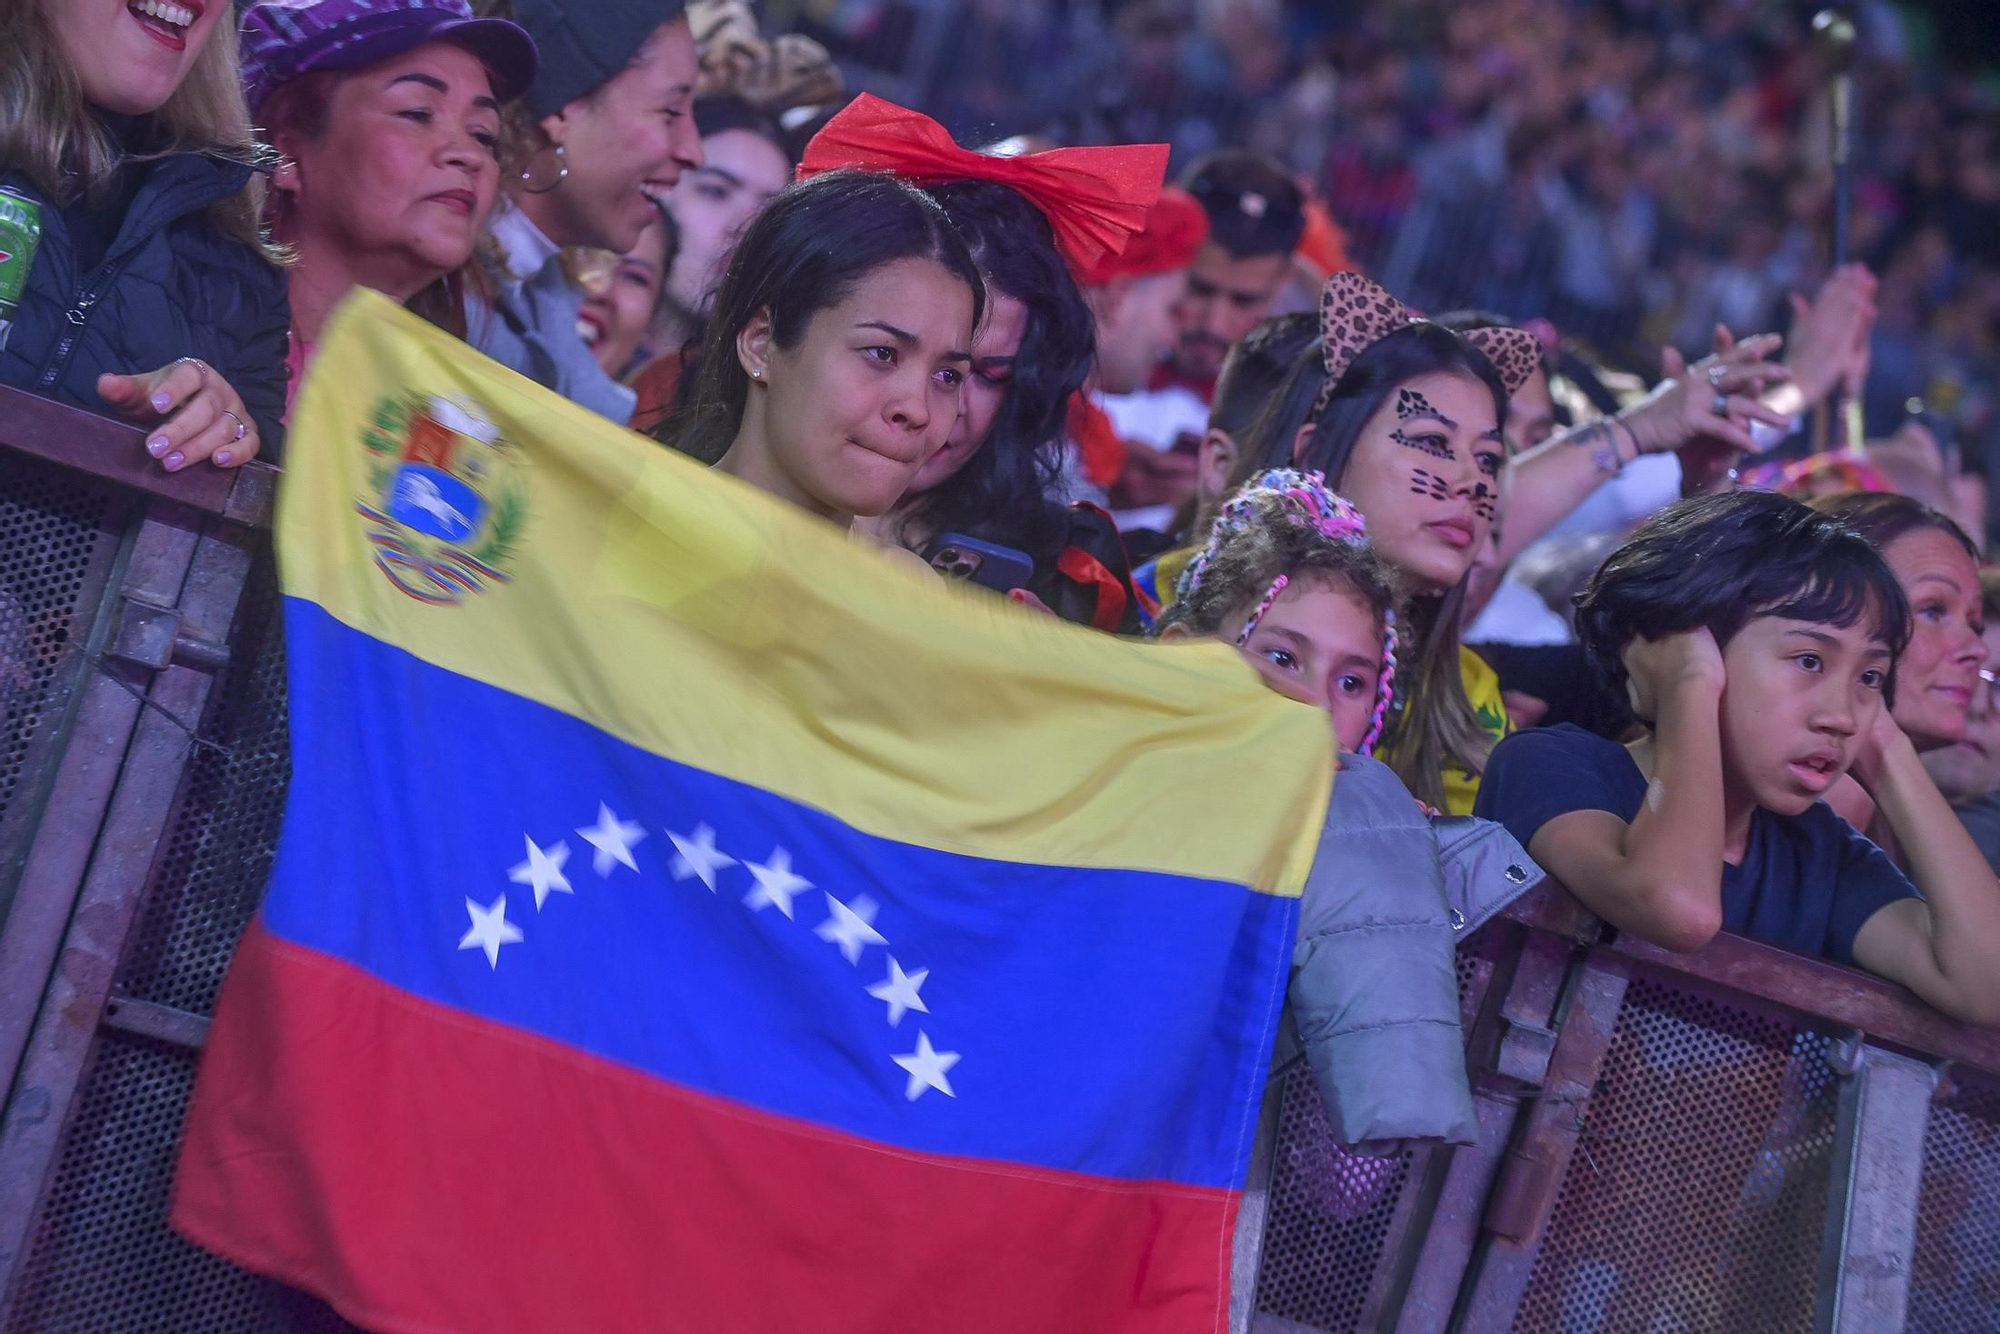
<box><xmin>241</xmin><ymin>0</ymin><xmax>539</xmax><ymax>114</ymax></box>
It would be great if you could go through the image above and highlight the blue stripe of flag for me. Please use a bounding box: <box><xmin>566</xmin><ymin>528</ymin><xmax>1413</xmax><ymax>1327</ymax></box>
<box><xmin>263</xmin><ymin>599</ymin><xmax>1297</xmax><ymax>1190</ymax></box>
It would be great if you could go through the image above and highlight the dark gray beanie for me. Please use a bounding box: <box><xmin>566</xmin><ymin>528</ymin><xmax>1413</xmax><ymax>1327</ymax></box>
<box><xmin>513</xmin><ymin>0</ymin><xmax>685</xmax><ymax>118</ymax></box>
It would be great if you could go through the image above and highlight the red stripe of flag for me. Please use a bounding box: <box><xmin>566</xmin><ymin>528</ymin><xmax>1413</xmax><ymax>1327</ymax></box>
<box><xmin>174</xmin><ymin>925</ymin><xmax>1241</xmax><ymax>1334</ymax></box>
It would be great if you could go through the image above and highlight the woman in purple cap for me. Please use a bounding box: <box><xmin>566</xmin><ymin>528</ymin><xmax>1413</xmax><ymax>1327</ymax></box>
<box><xmin>0</xmin><ymin>0</ymin><xmax>286</xmax><ymax>468</ymax></box>
<box><xmin>465</xmin><ymin>0</ymin><xmax>705</xmax><ymax>424</ymax></box>
<box><xmin>238</xmin><ymin>0</ymin><xmax>538</xmax><ymax>419</ymax></box>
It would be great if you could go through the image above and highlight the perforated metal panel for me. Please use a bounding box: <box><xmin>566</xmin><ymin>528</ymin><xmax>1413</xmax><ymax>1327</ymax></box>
<box><xmin>1252</xmin><ymin>1058</ymin><xmax>1413</xmax><ymax>1332</ymax></box>
<box><xmin>1249</xmin><ymin>933</ymin><xmax>1499</xmax><ymax>1331</ymax></box>
<box><xmin>1</xmin><ymin>1030</ymin><xmax>357</xmax><ymax>1334</ymax></box>
<box><xmin>3</xmin><ymin>550</ymin><xmax>357</xmax><ymax>1334</ymax></box>
<box><xmin>1909</xmin><ymin>1066</ymin><xmax>2000</xmax><ymax>1331</ymax></box>
<box><xmin>1513</xmin><ymin>977</ymin><xmax>1838</xmax><ymax>1333</ymax></box>
<box><xmin>0</xmin><ymin>457</ymin><xmax>121</xmax><ymax>885</ymax></box>
<box><xmin>117</xmin><ymin>552</ymin><xmax>289</xmax><ymax>1016</ymax></box>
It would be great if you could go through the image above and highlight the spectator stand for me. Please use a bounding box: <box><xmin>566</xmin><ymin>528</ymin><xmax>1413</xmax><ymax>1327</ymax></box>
<box><xmin>0</xmin><ymin>386</ymin><xmax>1995</xmax><ymax>1332</ymax></box>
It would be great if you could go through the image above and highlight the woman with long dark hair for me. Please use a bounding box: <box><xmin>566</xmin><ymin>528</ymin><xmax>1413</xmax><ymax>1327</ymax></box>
<box><xmin>793</xmin><ymin>95</ymin><xmax>1171</xmax><ymax>630</ymax></box>
<box><xmin>659</xmin><ymin>169</ymin><xmax>983</xmax><ymax>530</ymax></box>
<box><xmin>1286</xmin><ymin>284</ymin><xmax>1536</xmax><ymax>814</ymax></box>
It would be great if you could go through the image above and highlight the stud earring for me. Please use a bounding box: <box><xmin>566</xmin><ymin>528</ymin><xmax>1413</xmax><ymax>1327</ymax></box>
<box><xmin>749</xmin><ymin>368</ymin><xmax>763</xmax><ymax>379</ymax></box>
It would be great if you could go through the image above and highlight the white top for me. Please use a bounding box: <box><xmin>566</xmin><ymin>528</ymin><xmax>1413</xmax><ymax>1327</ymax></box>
<box><xmin>487</xmin><ymin>202</ymin><xmax>561</xmax><ymax>283</ymax></box>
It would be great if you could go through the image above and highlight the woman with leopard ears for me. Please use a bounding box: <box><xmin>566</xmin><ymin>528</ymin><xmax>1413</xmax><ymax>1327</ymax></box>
<box><xmin>1267</xmin><ymin>273</ymin><xmax>1547</xmax><ymax>815</ymax></box>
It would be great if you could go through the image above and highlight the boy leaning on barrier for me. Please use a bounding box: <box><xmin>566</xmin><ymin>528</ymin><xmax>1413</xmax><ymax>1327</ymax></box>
<box><xmin>1474</xmin><ymin>490</ymin><xmax>2000</xmax><ymax>1027</ymax></box>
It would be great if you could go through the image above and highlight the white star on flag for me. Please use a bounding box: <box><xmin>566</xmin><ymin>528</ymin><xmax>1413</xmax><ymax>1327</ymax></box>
<box><xmin>578</xmin><ymin>802</ymin><xmax>647</xmax><ymax>876</ymax></box>
<box><xmin>508</xmin><ymin>835</ymin><xmax>573</xmax><ymax>910</ymax></box>
<box><xmin>866</xmin><ymin>958</ymin><xmax>930</xmax><ymax>1026</ymax></box>
<box><xmin>458</xmin><ymin>894</ymin><xmax>523</xmax><ymax>969</ymax></box>
<box><xmin>816</xmin><ymin>892</ymin><xmax>887</xmax><ymax>965</ymax></box>
<box><xmin>667</xmin><ymin>823</ymin><xmax>737</xmax><ymax>891</ymax></box>
<box><xmin>743</xmin><ymin>846</ymin><xmax>811</xmax><ymax>919</ymax></box>
<box><xmin>892</xmin><ymin>1030</ymin><xmax>960</xmax><ymax>1101</ymax></box>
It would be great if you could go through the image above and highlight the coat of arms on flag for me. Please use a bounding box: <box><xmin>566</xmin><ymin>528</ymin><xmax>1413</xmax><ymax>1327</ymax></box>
<box><xmin>356</xmin><ymin>390</ymin><xmax>525</xmax><ymax>604</ymax></box>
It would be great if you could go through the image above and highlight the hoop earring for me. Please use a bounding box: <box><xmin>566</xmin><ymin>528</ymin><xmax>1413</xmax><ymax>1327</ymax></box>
<box><xmin>520</xmin><ymin>143</ymin><xmax>568</xmax><ymax>195</ymax></box>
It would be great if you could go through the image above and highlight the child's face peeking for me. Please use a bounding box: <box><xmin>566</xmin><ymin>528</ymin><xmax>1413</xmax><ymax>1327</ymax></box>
<box><xmin>1715</xmin><ymin>614</ymin><xmax>1894</xmax><ymax>815</ymax></box>
<box><xmin>1228</xmin><ymin>575</ymin><xmax>1384</xmax><ymax>753</ymax></box>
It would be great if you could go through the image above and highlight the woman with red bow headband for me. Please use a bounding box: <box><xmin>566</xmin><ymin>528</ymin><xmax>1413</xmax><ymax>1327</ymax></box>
<box><xmin>800</xmin><ymin>94</ymin><xmax>1181</xmax><ymax>631</ymax></box>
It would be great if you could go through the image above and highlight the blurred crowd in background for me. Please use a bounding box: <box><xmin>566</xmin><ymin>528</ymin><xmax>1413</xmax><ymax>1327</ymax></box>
<box><xmin>792</xmin><ymin>0</ymin><xmax>2000</xmax><ymax>527</ymax></box>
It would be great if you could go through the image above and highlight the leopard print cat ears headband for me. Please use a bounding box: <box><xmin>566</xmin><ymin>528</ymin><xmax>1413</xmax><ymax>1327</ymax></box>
<box><xmin>1310</xmin><ymin>271</ymin><xmax>1546</xmax><ymax>422</ymax></box>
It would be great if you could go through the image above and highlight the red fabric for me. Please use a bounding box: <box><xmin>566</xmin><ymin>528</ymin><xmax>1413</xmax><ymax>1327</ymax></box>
<box><xmin>1078</xmin><ymin>188</ymin><xmax>1208</xmax><ymax>286</ymax></box>
<box><xmin>1055</xmin><ymin>545</ymin><xmax>1128</xmax><ymax>633</ymax></box>
<box><xmin>799</xmin><ymin>93</ymin><xmax>1169</xmax><ymax>276</ymax></box>
<box><xmin>1294</xmin><ymin>197</ymin><xmax>1355</xmax><ymax>284</ymax></box>
<box><xmin>1146</xmin><ymin>358</ymin><xmax>1218</xmax><ymax>404</ymax></box>
<box><xmin>173</xmin><ymin>925</ymin><xmax>1240</xmax><ymax>1334</ymax></box>
<box><xmin>1066</xmin><ymin>394</ymin><xmax>1127</xmax><ymax>490</ymax></box>
<box><xmin>624</xmin><ymin>350</ymin><xmax>689</xmax><ymax>433</ymax></box>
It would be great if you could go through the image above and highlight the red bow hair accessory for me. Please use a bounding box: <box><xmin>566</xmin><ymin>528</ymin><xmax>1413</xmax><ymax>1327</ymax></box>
<box><xmin>798</xmin><ymin>94</ymin><xmax>1170</xmax><ymax>276</ymax></box>
<box><xmin>1076</xmin><ymin>187</ymin><xmax>1208</xmax><ymax>287</ymax></box>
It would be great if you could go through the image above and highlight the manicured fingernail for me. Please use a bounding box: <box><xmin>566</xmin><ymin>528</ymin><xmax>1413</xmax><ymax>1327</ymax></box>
<box><xmin>1007</xmin><ymin>590</ymin><xmax>1025</xmax><ymax>602</ymax></box>
<box><xmin>163</xmin><ymin>452</ymin><xmax>184</xmax><ymax>471</ymax></box>
<box><xmin>214</xmin><ymin>450</ymin><xmax>233</xmax><ymax>467</ymax></box>
<box><xmin>151</xmin><ymin>392</ymin><xmax>171</xmax><ymax>411</ymax></box>
<box><xmin>146</xmin><ymin>435</ymin><xmax>168</xmax><ymax>456</ymax></box>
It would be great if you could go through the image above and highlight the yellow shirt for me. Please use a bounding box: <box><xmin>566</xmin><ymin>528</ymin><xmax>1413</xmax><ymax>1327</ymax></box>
<box><xmin>1441</xmin><ymin>645</ymin><xmax>1511</xmax><ymax>815</ymax></box>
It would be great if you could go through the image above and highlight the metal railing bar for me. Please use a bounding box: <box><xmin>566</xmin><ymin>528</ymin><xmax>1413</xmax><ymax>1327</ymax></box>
<box><xmin>0</xmin><ymin>385</ymin><xmax>276</xmax><ymax>530</ymax></box>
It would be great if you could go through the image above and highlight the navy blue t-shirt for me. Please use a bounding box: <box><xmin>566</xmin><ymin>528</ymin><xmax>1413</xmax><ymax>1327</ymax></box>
<box><xmin>1474</xmin><ymin>725</ymin><xmax>1919</xmax><ymax>965</ymax></box>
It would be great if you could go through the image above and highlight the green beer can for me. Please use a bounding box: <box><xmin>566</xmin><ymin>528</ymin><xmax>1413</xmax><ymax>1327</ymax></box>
<box><xmin>0</xmin><ymin>185</ymin><xmax>43</xmax><ymax>355</ymax></box>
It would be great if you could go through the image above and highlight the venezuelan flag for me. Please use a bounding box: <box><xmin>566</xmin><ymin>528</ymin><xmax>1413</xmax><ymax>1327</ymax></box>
<box><xmin>172</xmin><ymin>292</ymin><xmax>1333</xmax><ymax>1333</ymax></box>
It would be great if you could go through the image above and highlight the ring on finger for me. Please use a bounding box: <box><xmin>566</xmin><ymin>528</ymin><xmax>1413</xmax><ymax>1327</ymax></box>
<box><xmin>1707</xmin><ymin>363</ymin><xmax>1727</xmax><ymax>389</ymax></box>
<box><xmin>220</xmin><ymin>409</ymin><xmax>247</xmax><ymax>442</ymax></box>
<box><xmin>1713</xmin><ymin>392</ymin><xmax>1731</xmax><ymax>415</ymax></box>
<box><xmin>173</xmin><ymin>356</ymin><xmax>208</xmax><ymax>377</ymax></box>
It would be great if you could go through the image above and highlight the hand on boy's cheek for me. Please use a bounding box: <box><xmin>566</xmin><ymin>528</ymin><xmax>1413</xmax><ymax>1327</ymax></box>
<box><xmin>1621</xmin><ymin>628</ymin><xmax>1726</xmax><ymax>723</ymax></box>
<box><xmin>1848</xmin><ymin>701</ymin><xmax>1914</xmax><ymax>794</ymax></box>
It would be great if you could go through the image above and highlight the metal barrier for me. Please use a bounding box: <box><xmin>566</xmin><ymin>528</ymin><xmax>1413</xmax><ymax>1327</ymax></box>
<box><xmin>1</xmin><ymin>384</ymin><xmax>1996</xmax><ymax>1332</ymax></box>
<box><xmin>1240</xmin><ymin>889</ymin><xmax>2000</xmax><ymax>1334</ymax></box>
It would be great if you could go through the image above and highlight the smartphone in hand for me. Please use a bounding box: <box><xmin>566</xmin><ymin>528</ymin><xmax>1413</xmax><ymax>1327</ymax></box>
<box><xmin>924</xmin><ymin>533</ymin><xmax>1036</xmax><ymax>593</ymax></box>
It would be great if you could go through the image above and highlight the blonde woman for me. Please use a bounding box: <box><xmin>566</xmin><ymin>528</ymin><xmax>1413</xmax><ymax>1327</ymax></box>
<box><xmin>0</xmin><ymin>0</ymin><xmax>288</xmax><ymax>468</ymax></box>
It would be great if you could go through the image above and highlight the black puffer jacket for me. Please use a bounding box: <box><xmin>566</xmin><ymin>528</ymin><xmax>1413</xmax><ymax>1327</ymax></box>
<box><xmin>0</xmin><ymin>152</ymin><xmax>289</xmax><ymax>451</ymax></box>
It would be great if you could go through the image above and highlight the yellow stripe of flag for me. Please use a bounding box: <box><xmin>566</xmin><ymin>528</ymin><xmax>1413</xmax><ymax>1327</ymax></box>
<box><xmin>281</xmin><ymin>291</ymin><xmax>1331</xmax><ymax>895</ymax></box>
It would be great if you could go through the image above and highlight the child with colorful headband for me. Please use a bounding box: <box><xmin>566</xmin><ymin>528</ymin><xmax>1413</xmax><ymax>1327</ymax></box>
<box><xmin>1157</xmin><ymin>470</ymin><xmax>1397</xmax><ymax>757</ymax></box>
<box><xmin>1156</xmin><ymin>467</ymin><xmax>1550</xmax><ymax>1158</ymax></box>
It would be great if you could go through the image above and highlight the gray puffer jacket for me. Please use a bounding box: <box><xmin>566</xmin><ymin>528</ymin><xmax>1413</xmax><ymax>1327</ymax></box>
<box><xmin>1281</xmin><ymin>754</ymin><xmax>1543</xmax><ymax>1149</ymax></box>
